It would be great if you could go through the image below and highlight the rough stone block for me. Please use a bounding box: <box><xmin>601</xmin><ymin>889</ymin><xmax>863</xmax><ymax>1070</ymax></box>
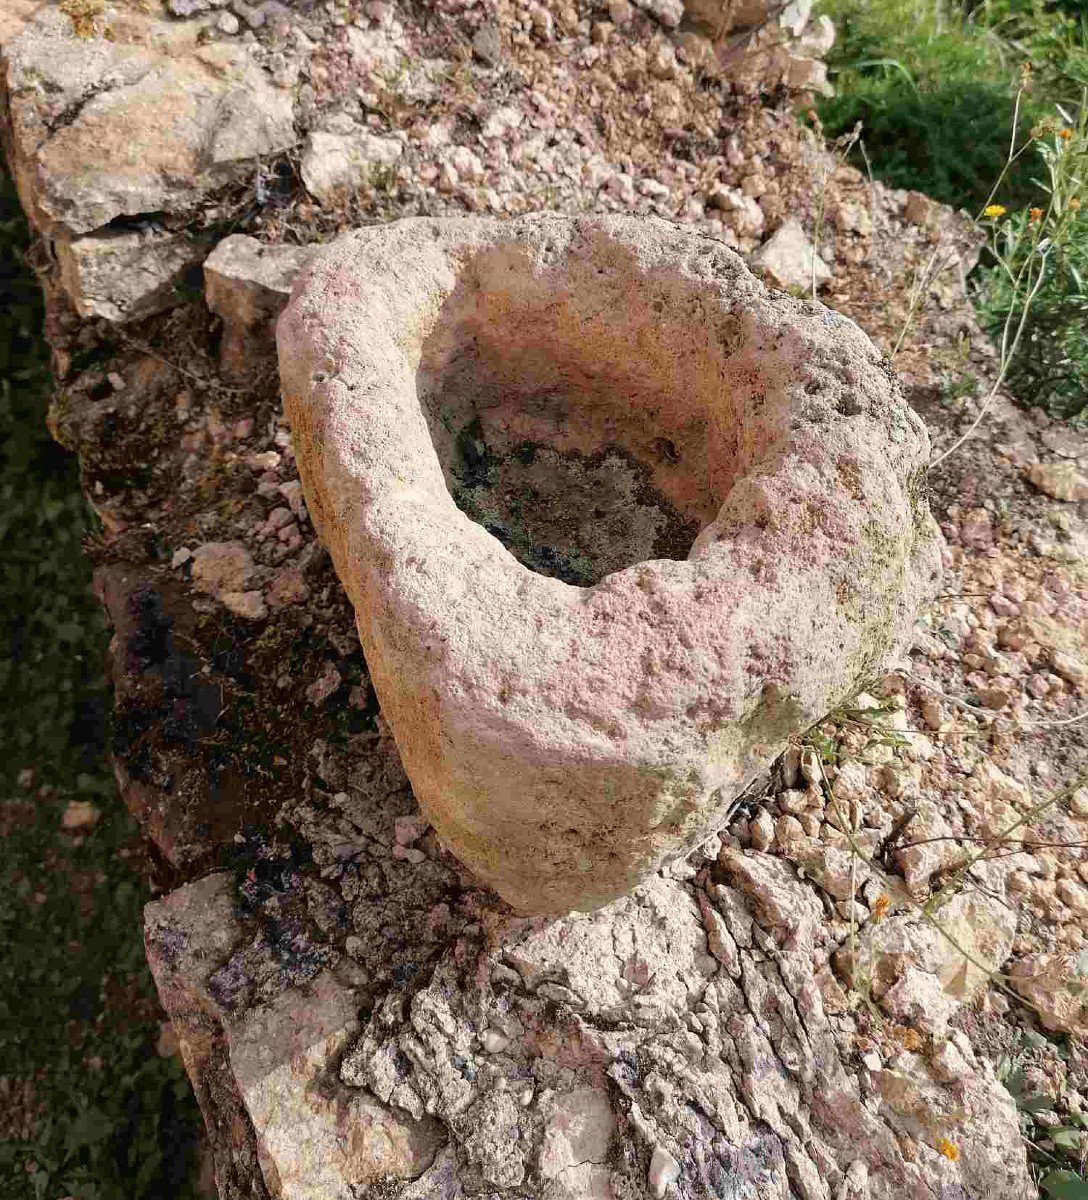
<box><xmin>55</xmin><ymin>226</ymin><xmax>206</xmax><ymax>322</ymax></box>
<box><xmin>204</xmin><ymin>235</ymin><xmax>317</xmax><ymax>378</ymax></box>
<box><xmin>144</xmin><ymin>874</ymin><xmax>445</xmax><ymax>1200</ymax></box>
<box><xmin>277</xmin><ymin>214</ymin><xmax>942</xmax><ymax>914</ymax></box>
<box><xmin>1</xmin><ymin>6</ymin><xmax>294</xmax><ymax>238</ymax></box>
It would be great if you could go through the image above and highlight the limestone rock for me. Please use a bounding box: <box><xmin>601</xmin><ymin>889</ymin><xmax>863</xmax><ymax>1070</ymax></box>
<box><xmin>648</xmin><ymin>1146</ymin><xmax>680</xmax><ymax>1198</ymax></box>
<box><xmin>0</xmin><ymin>0</ymin><xmax>39</xmax><ymax>48</ymax></box>
<box><xmin>630</xmin><ymin>0</ymin><xmax>684</xmax><ymax>28</ymax></box>
<box><xmin>537</xmin><ymin>1087</ymin><xmax>614</xmax><ymax>1196</ymax></box>
<box><xmin>299</xmin><ymin>130</ymin><xmax>403</xmax><ymax>205</ymax></box>
<box><xmin>144</xmin><ymin>874</ymin><xmax>446</xmax><ymax>1200</ymax></box>
<box><xmin>682</xmin><ymin>0</ymin><xmax>780</xmax><ymax>37</ymax></box>
<box><xmin>880</xmin><ymin>966</ymin><xmax>958</xmax><ymax>1037</ymax></box>
<box><xmin>221</xmin><ymin>589</ymin><xmax>268</xmax><ymax>622</ymax></box>
<box><xmin>61</xmin><ymin>800</ymin><xmax>101</xmax><ymax>830</ymax></box>
<box><xmin>778</xmin><ymin>0</ymin><xmax>812</xmax><ymax>37</ymax></box>
<box><xmin>1008</xmin><ymin>954</ymin><xmax>1088</xmax><ymax>1038</ymax></box>
<box><xmin>785</xmin><ymin>53</ymin><xmax>830</xmax><ymax>94</ymax></box>
<box><xmin>1</xmin><ymin>6</ymin><xmax>295</xmax><ymax>238</ymax></box>
<box><xmin>204</xmin><ymin>235</ymin><xmax>316</xmax><ymax>378</ymax></box>
<box><xmin>142</xmin><ymin>849</ymin><xmax>1034</xmax><ymax>1199</ymax></box>
<box><xmin>838</xmin><ymin>887</ymin><xmax>1016</xmax><ymax>1008</ymax></box>
<box><xmin>706</xmin><ymin>185</ymin><xmax>764</xmax><ymax>238</ymax></box>
<box><xmin>190</xmin><ymin>541</ymin><xmax>258</xmax><ymax>599</ymax></box>
<box><xmin>751</xmin><ymin>217</ymin><xmax>830</xmax><ymax>292</ymax></box>
<box><xmin>798</xmin><ymin>13</ymin><xmax>836</xmax><ymax>56</ymax></box>
<box><xmin>871</xmin><ymin>1043</ymin><xmax>1028</xmax><ymax>1200</ymax></box>
<box><xmin>1070</xmin><ymin>786</ymin><xmax>1088</xmax><ymax>818</ymax></box>
<box><xmin>1027</xmin><ymin>461</ymin><xmax>1088</xmax><ymax>502</ymax></box>
<box><xmin>55</xmin><ymin>226</ymin><xmax>206</xmax><ymax>323</ymax></box>
<box><xmin>277</xmin><ymin>214</ymin><xmax>942</xmax><ymax>914</ymax></box>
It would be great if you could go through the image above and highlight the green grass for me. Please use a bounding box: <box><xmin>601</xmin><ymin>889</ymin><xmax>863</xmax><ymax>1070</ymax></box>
<box><xmin>0</xmin><ymin>171</ymin><xmax>210</xmax><ymax>1199</ymax></box>
<box><xmin>971</xmin><ymin>113</ymin><xmax>1088</xmax><ymax>423</ymax></box>
<box><xmin>818</xmin><ymin>0</ymin><xmax>1088</xmax><ymax>423</ymax></box>
<box><xmin>816</xmin><ymin>0</ymin><xmax>1087</xmax><ymax>213</ymax></box>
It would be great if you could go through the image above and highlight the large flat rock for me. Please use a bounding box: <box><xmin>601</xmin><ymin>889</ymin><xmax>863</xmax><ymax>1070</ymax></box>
<box><xmin>144</xmin><ymin>843</ymin><xmax>1033</xmax><ymax>1199</ymax></box>
<box><xmin>2</xmin><ymin>5</ymin><xmax>294</xmax><ymax>238</ymax></box>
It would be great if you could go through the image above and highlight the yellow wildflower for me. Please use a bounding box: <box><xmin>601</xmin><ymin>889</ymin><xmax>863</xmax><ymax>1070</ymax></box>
<box><xmin>937</xmin><ymin>1137</ymin><xmax>960</xmax><ymax>1163</ymax></box>
<box><xmin>871</xmin><ymin>893</ymin><xmax>892</xmax><ymax>922</ymax></box>
<box><xmin>1058</xmin><ymin>128</ymin><xmax>1074</xmax><ymax>139</ymax></box>
<box><xmin>983</xmin><ymin>204</ymin><xmax>1006</xmax><ymax>218</ymax></box>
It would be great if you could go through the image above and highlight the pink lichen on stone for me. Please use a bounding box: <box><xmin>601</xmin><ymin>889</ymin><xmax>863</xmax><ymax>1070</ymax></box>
<box><xmin>277</xmin><ymin>214</ymin><xmax>942</xmax><ymax>914</ymax></box>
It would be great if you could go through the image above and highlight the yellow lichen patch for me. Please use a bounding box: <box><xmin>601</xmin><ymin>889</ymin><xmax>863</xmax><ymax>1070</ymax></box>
<box><xmin>59</xmin><ymin>0</ymin><xmax>106</xmax><ymax>38</ymax></box>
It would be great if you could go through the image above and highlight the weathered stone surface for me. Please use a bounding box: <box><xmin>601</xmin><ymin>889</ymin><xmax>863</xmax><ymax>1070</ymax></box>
<box><xmin>1027</xmin><ymin>460</ymin><xmax>1088</xmax><ymax>502</ymax></box>
<box><xmin>299</xmin><ymin>130</ymin><xmax>403</xmax><ymax>205</ymax></box>
<box><xmin>144</xmin><ymin>843</ymin><xmax>1032</xmax><ymax>1200</ymax></box>
<box><xmin>1008</xmin><ymin>953</ymin><xmax>1088</xmax><ymax>1039</ymax></box>
<box><xmin>0</xmin><ymin>0</ymin><xmax>39</xmax><ymax>48</ymax></box>
<box><xmin>204</xmin><ymin>235</ymin><xmax>316</xmax><ymax>378</ymax></box>
<box><xmin>278</xmin><ymin>213</ymin><xmax>942</xmax><ymax>914</ymax></box>
<box><xmin>190</xmin><ymin>541</ymin><xmax>258</xmax><ymax>598</ymax></box>
<box><xmin>145</xmin><ymin>874</ymin><xmax>446</xmax><ymax>1200</ymax></box>
<box><xmin>1</xmin><ymin>5</ymin><xmax>294</xmax><ymax>237</ymax></box>
<box><xmin>836</xmin><ymin>880</ymin><xmax>1017</xmax><ymax>1012</ymax></box>
<box><xmin>751</xmin><ymin>216</ymin><xmax>830</xmax><ymax>292</ymax></box>
<box><xmin>631</xmin><ymin>0</ymin><xmax>684</xmax><ymax>28</ymax></box>
<box><xmin>55</xmin><ymin>226</ymin><xmax>206</xmax><ymax>323</ymax></box>
<box><xmin>682</xmin><ymin>0</ymin><xmax>782</xmax><ymax>37</ymax></box>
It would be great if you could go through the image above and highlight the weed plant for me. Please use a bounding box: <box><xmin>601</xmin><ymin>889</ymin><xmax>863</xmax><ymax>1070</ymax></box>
<box><xmin>817</xmin><ymin>0</ymin><xmax>1087</xmax><ymax>212</ymax></box>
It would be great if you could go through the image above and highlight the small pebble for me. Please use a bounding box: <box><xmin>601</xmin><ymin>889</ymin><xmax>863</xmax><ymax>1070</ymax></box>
<box><xmin>649</xmin><ymin>1146</ymin><xmax>681</xmax><ymax>1199</ymax></box>
<box><xmin>480</xmin><ymin>1028</ymin><xmax>511</xmax><ymax>1053</ymax></box>
<box><xmin>61</xmin><ymin>801</ymin><xmax>100</xmax><ymax>831</ymax></box>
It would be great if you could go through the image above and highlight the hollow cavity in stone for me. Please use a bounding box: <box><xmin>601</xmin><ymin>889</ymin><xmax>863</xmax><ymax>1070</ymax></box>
<box><xmin>440</xmin><ymin>423</ymin><xmax>699</xmax><ymax>585</ymax></box>
<box><xmin>415</xmin><ymin>239</ymin><xmax>789</xmax><ymax>586</ymax></box>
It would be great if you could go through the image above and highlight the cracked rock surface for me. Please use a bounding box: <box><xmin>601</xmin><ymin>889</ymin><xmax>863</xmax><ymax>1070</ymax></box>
<box><xmin>2</xmin><ymin>5</ymin><xmax>295</xmax><ymax>237</ymax></box>
<box><xmin>145</xmin><ymin>815</ymin><xmax>1033</xmax><ymax>1200</ymax></box>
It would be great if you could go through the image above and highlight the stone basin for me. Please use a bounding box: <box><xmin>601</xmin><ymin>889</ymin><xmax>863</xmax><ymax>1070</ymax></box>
<box><xmin>277</xmin><ymin>214</ymin><xmax>942</xmax><ymax>914</ymax></box>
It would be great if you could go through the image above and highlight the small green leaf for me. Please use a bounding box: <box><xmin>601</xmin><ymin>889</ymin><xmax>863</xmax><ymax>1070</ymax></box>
<box><xmin>63</xmin><ymin>1104</ymin><xmax>114</xmax><ymax>1152</ymax></box>
<box><xmin>1041</xmin><ymin>1170</ymin><xmax>1088</xmax><ymax>1200</ymax></box>
<box><xmin>1004</xmin><ymin>1067</ymin><xmax>1027</xmax><ymax>1097</ymax></box>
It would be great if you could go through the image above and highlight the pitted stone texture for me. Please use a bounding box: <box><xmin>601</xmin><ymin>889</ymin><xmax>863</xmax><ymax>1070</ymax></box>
<box><xmin>1</xmin><ymin>5</ymin><xmax>294</xmax><ymax>238</ymax></box>
<box><xmin>144</xmin><ymin>874</ymin><xmax>446</xmax><ymax>1200</ymax></box>
<box><xmin>278</xmin><ymin>214</ymin><xmax>942</xmax><ymax>914</ymax></box>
